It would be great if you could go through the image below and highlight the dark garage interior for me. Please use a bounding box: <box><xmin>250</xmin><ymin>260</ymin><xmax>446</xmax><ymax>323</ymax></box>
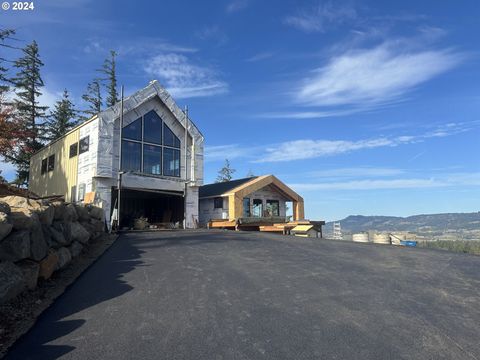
<box><xmin>112</xmin><ymin>188</ymin><xmax>184</xmax><ymax>228</ymax></box>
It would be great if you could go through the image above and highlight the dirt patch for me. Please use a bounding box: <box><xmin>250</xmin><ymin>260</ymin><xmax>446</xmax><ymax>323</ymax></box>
<box><xmin>0</xmin><ymin>233</ymin><xmax>117</xmax><ymax>358</ymax></box>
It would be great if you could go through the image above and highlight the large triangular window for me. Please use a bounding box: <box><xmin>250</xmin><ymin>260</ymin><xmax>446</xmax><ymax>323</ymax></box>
<box><xmin>123</xmin><ymin>117</ymin><xmax>142</xmax><ymax>141</ymax></box>
<box><xmin>143</xmin><ymin>110</ymin><xmax>162</xmax><ymax>144</ymax></box>
<box><xmin>120</xmin><ymin>110</ymin><xmax>181</xmax><ymax>177</ymax></box>
<box><xmin>164</xmin><ymin>124</ymin><xmax>181</xmax><ymax>148</ymax></box>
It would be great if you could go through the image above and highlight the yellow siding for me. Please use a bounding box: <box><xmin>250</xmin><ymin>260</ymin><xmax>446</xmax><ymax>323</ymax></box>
<box><xmin>29</xmin><ymin>129</ymin><xmax>80</xmax><ymax>201</ymax></box>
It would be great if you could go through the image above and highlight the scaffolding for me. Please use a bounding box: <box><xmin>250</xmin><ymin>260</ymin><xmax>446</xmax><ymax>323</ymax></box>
<box><xmin>332</xmin><ymin>222</ymin><xmax>343</xmax><ymax>240</ymax></box>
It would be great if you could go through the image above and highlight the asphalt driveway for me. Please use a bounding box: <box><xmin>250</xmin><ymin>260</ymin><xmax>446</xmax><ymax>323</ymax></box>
<box><xmin>5</xmin><ymin>230</ymin><xmax>480</xmax><ymax>359</ymax></box>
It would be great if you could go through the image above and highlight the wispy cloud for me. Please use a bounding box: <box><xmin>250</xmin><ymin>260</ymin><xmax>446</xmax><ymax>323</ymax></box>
<box><xmin>83</xmin><ymin>37</ymin><xmax>197</xmax><ymax>56</ymax></box>
<box><xmin>296</xmin><ymin>41</ymin><xmax>463</xmax><ymax>109</ymax></box>
<box><xmin>408</xmin><ymin>151</ymin><xmax>426</xmax><ymax>163</ymax></box>
<box><xmin>284</xmin><ymin>2</ymin><xmax>427</xmax><ymax>35</ymax></box>
<box><xmin>204</xmin><ymin>144</ymin><xmax>253</xmax><ymax>162</ymax></box>
<box><xmin>256</xmin><ymin>122</ymin><xmax>473</xmax><ymax>162</ymax></box>
<box><xmin>307</xmin><ymin>167</ymin><xmax>405</xmax><ymax>179</ymax></box>
<box><xmin>39</xmin><ymin>87</ymin><xmax>62</xmax><ymax>109</ymax></box>
<box><xmin>257</xmin><ymin>138</ymin><xmax>391</xmax><ymax>162</ymax></box>
<box><xmin>144</xmin><ymin>54</ymin><xmax>228</xmax><ymax>98</ymax></box>
<box><xmin>246</xmin><ymin>52</ymin><xmax>274</xmax><ymax>62</ymax></box>
<box><xmin>258</xmin><ymin>108</ymin><xmax>360</xmax><ymax>119</ymax></box>
<box><xmin>83</xmin><ymin>40</ymin><xmax>102</xmax><ymax>54</ymax></box>
<box><xmin>226</xmin><ymin>0</ymin><xmax>249</xmax><ymax>13</ymax></box>
<box><xmin>289</xmin><ymin>172</ymin><xmax>480</xmax><ymax>191</ymax></box>
<box><xmin>195</xmin><ymin>26</ymin><xmax>229</xmax><ymax>46</ymax></box>
<box><xmin>284</xmin><ymin>1</ymin><xmax>357</xmax><ymax>33</ymax></box>
<box><xmin>206</xmin><ymin>122</ymin><xmax>476</xmax><ymax>163</ymax></box>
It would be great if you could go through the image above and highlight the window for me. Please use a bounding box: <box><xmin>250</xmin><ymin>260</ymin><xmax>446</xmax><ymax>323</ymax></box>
<box><xmin>143</xmin><ymin>111</ymin><xmax>162</xmax><ymax>144</ymax></box>
<box><xmin>70</xmin><ymin>186</ymin><xmax>77</xmax><ymax>202</ymax></box>
<box><xmin>266</xmin><ymin>200</ymin><xmax>280</xmax><ymax>216</ymax></box>
<box><xmin>78</xmin><ymin>183</ymin><xmax>86</xmax><ymax>201</ymax></box>
<box><xmin>69</xmin><ymin>143</ymin><xmax>78</xmax><ymax>158</ymax></box>
<box><xmin>79</xmin><ymin>136</ymin><xmax>89</xmax><ymax>154</ymax></box>
<box><xmin>123</xmin><ymin>117</ymin><xmax>142</xmax><ymax>141</ymax></box>
<box><xmin>119</xmin><ymin>110</ymin><xmax>182</xmax><ymax>177</ymax></box>
<box><xmin>252</xmin><ymin>199</ymin><xmax>263</xmax><ymax>217</ymax></box>
<box><xmin>214</xmin><ymin>197</ymin><xmax>223</xmax><ymax>209</ymax></box>
<box><xmin>41</xmin><ymin>158</ymin><xmax>47</xmax><ymax>175</ymax></box>
<box><xmin>121</xmin><ymin>140</ymin><xmax>141</xmax><ymax>172</ymax></box>
<box><xmin>143</xmin><ymin>144</ymin><xmax>162</xmax><ymax>175</ymax></box>
<box><xmin>163</xmin><ymin>124</ymin><xmax>180</xmax><ymax>148</ymax></box>
<box><xmin>243</xmin><ymin>198</ymin><xmax>250</xmax><ymax>217</ymax></box>
<box><xmin>163</xmin><ymin>147</ymin><xmax>180</xmax><ymax>177</ymax></box>
<box><xmin>47</xmin><ymin>154</ymin><xmax>55</xmax><ymax>172</ymax></box>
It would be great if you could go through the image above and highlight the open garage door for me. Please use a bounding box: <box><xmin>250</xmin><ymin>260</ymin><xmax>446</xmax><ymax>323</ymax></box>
<box><xmin>112</xmin><ymin>188</ymin><xmax>184</xmax><ymax>229</ymax></box>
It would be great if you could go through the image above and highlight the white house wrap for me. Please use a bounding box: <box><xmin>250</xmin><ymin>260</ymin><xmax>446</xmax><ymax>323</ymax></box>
<box><xmin>29</xmin><ymin>80</ymin><xmax>204</xmax><ymax>229</ymax></box>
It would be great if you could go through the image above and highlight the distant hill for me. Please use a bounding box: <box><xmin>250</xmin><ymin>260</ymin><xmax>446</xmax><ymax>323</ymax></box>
<box><xmin>326</xmin><ymin>212</ymin><xmax>480</xmax><ymax>234</ymax></box>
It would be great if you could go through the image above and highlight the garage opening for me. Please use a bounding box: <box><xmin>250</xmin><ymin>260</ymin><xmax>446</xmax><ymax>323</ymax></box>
<box><xmin>112</xmin><ymin>188</ymin><xmax>184</xmax><ymax>228</ymax></box>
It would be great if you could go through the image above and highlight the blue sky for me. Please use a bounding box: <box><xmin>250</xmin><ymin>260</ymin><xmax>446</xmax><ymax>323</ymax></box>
<box><xmin>1</xmin><ymin>0</ymin><xmax>479</xmax><ymax>221</ymax></box>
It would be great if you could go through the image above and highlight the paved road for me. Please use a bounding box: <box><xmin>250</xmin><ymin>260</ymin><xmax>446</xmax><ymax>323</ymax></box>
<box><xmin>5</xmin><ymin>231</ymin><xmax>480</xmax><ymax>359</ymax></box>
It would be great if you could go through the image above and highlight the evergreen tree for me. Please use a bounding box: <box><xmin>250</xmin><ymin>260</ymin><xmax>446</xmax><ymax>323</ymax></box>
<box><xmin>216</xmin><ymin>159</ymin><xmax>236</xmax><ymax>183</ymax></box>
<box><xmin>0</xmin><ymin>30</ymin><xmax>22</xmax><ymax>175</ymax></box>
<box><xmin>98</xmin><ymin>50</ymin><xmax>118</xmax><ymax>107</ymax></box>
<box><xmin>44</xmin><ymin>89</ymin><xmax>77</xmax><ymax>141</ymax></box>
<box><xmin>0</xmin><ymin>29</ymin><xmax>16</xmax><ymax>96</ymax></box>
<box><xmin>81</xmin><ymin>79</ymin><xmax>102</xmax><ymax>120</ymax></box>
<box><xmin>10</xmin><ymin>40</ymin><xmax>48</xmax><ymax>184</ymax></box>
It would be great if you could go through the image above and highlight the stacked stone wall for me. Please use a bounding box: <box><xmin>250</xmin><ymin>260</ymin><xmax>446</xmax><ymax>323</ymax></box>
<box><xmin>0</xmin><ymin>196</ymin><xmax>106</xmax><ymax>304</ymax></box>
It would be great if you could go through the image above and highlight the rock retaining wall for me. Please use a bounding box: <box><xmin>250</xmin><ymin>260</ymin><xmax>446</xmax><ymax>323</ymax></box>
<box><xmin>0</xmin><ymin>196</ymin><xmax>106</xmax><ymax>304</ymax></box>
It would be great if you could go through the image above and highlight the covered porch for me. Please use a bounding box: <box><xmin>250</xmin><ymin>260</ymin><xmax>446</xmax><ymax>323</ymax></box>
<box><xmin>205</xmin><ymin>175</ymin><xmax>308</xmax><ymax>231</ymax></box>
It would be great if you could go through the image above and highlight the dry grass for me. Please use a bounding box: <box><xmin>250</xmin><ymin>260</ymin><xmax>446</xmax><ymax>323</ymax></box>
<box><xmin>418</xmin><ymin>240</ymin><xmax>480</xmax><ymax>255</ymax></box>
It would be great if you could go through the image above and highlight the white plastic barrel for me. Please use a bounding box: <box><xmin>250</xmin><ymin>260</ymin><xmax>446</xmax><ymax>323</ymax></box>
<box><xmin>373</xmin><ymin>233</ymin><xmax>391</xmax><ymax>244</ymax></box>
<box><xmin>352</xmin><ymin>233</ymin><xmax>369</xmax><ymax>243</ymax></box>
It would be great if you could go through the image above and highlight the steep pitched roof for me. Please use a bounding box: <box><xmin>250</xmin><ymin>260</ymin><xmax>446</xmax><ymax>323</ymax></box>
<box><xmin>32</xmin><ymin>80</ymin><xmax>204</xmax><ymax>156</ymax></box>
<box><xmin>199</xmin><ymin>174</ymin><xmax>303</xmax><ymax>203</ymax></box>
<box><xmin>199</xmin><ymin>177</ymin><xmax>258</xmax><ymax>198</ymax></box>
<box><xmin>99</xmin><ymin>80</ymin><xmax>203</xmax><ymax>142</ymax></box>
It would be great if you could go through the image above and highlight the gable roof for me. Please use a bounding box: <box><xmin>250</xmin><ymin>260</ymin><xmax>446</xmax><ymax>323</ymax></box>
<box><xmin>32</xmin><ymin>80</ymin><xmax>203</xmax><ymax>158</ymax></box>
<box><xmin>199</xmin><ymin>174</ymin><xmax>303</xmax><ymax>202</ymax></box>
<box><xmin>99</xmin><ymin>80</ymin><xmax>203</xmax><ymax>142</ymax></box>
<box><xmin>199</xmin><ymin>177</ymin><xmax>257</xmax><ymax>198</ymax></box>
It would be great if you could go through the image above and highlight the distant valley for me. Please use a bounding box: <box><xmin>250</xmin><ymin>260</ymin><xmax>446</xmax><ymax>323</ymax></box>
<box><xmin>326</xmin><ymin>212</ymin><xmax>480</xmax><ymax>240</ymax></box>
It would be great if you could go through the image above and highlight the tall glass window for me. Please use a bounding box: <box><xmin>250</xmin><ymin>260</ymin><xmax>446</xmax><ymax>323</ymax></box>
<box><xmin>143</xmin><ymin>144</ymin><xmax>162</xmax><ymax>175</ymax></box>
<box><xmin>123</xmin><ymin>117</ymin><xmax>142</xmax><ymax>141</ymax></box>
<box><xmin>252</xmin><ymin>199</ymin><xmax>263</xmax><ymax>217</ymax></box>
<box><xmin>163</xmin><ymin>148</ymin><xmax>180</xmax><ymax>177</ymax></box>
<box><xmin>121</xmin><ymin>110</ymin><xmax>181</xmax><ymax>177</ymax></box>
<box><xmin>266</xmin><ymin>200</ymin><xmax>279</xmax><ymax>216</ymax></box>
<box><xmin>164</xmin><ymin>124</ymin><xmax>181</xmax><ymax>148</ymax></box>
<box><xmin>243</xmin><ymin>198</ymin><xmax>251</xmax><ymax>217</ymax></box>
<box><xmin>41</xmin><ymin>158</ymin><xmax>47</xmax><ymax>175</ymax></box>
<box><xmin>121</xmin><ymin>140</ymin><xmax>141</xmax><ymax>172</ymax></box>
<box><xmin>143</xmin><ymin>111</ymin><xmax>162</xmax><ymax>144</ymax></box>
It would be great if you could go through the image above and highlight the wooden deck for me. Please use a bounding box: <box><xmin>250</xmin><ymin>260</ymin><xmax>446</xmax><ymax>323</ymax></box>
<box><xmin>207</xmin><ymin>219</ymin><xmax>236</xmax><ymax>229</ymax></box>
<box><xmin>208</xmin><ymin>218</ymin><xmax>324</xmax><ymax>237</ymax></box>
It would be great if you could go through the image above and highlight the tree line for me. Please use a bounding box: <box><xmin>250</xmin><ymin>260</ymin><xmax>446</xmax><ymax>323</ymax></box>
<box><xmin>0</xmin><ymin>28</ymin><xmax>119</xmax><ymax>186</ymax></box>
